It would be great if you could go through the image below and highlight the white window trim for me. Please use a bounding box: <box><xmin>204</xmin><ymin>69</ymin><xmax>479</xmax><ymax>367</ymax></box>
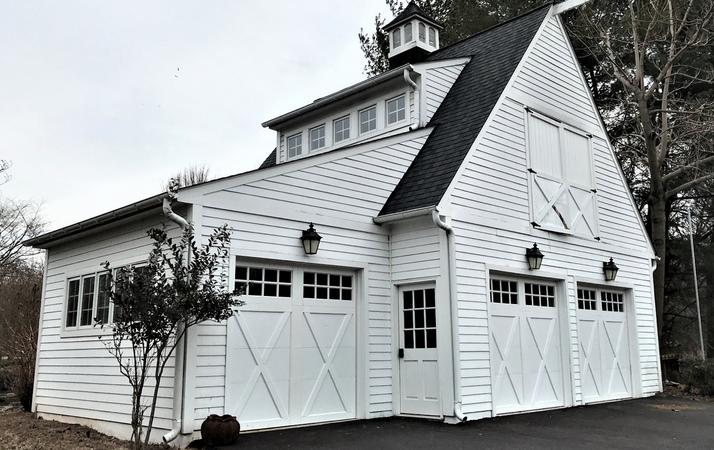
<box><xmin>286</xmin><ymin>132</ymin><xmax>303</xmax><ymax>160</ymax></box>
<box><xmin>61</xmin><ymin>262</ymin><xmax>145</xmax><ymax>338</ymax></box>
<box><xmin>358</xmin><ymin>104</ymin><xmax>378</xmax><ymax>135</ymax></box>
<box><xmin>525</xmin><ymin>108</ymin><xmax>599</xmax><ymax>237</ymax></box>
<box><xmin>386</xmin><ymin>94</ymin><xmax>407</xmax><ymax>126</ymax></box>
<box><xmin>308</xmin><ymin>124</ymin><xmax>326</xmax><ymax>152</ymax></box>
<box><xmin>333</xmin><ymin>115</ymin><xmax>351</xmax><ymax>143</ymax></box>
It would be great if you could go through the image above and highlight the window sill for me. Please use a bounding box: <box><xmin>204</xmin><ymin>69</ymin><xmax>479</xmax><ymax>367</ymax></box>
<box><xmin>60</xmin><ymin>326</ymin><xmax>114</xmax><ymax>339</ymax></box>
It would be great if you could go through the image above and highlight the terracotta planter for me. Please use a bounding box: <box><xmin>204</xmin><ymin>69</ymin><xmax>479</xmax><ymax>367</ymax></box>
<box><xmin>201</xmin><ymin>414</ymin><xmax>240</xmax><ymax>446</ymax></box>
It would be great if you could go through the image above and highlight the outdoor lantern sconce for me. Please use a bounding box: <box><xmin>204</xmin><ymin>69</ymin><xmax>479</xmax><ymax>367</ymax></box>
<box><xmin>526</xmin><ymin>243</ymin><xmax>544</xmax><ymax>270</ymax></box>
<box><xmin>301</xmin><ymin>223</ymin><xmax>322</xmax><ymax>255</ymax></box>
<box><xmin>603</xmin><ymin>257</ymin><xmax>619</xmax><ymax>281</ymax></box>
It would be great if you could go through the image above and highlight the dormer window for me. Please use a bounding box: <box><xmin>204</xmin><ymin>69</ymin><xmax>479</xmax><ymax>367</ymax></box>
<box><xmin>386</xmin><ymin>95</ymin><xmax>406</xmax><ymax>125</ymax></box>
<box><xmin>418</xmin><ymin>22</ymin><xmax>426</xmax><ymax>42</ymax></box>
<box><xmin>392</xmin><ymin>29</ymin><xmax>401</xmax><ymax>49</ymax></box>
<box><xmin>309</xmin><ymin>125</ymin><xmax>326</xmax><ymax>151</ymax></box>
<box><xmin>359</xmin><ymin>105</ymin><xmax>377</xmax><ymax>134</ymax></box>
<box><xmin>334</xmin><ymin>116</ymin><xmax>350</xmax><ymax>143</ymax></box>
<box><xmin>404</xmin><ymin>23</ymin><xmax>413</xmax><ymax>42</ymax></box>
<box><xmin>428</xmin><ymin>27</ymin><xmax>436</xmax><ymax>46</ymax></box>
<box><xmin>287</xmin><ymin>133</ymin><xmax>302</xmax><ymax>159</ymax></box>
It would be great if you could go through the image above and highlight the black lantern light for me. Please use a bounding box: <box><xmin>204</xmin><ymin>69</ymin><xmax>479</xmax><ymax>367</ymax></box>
<box><xmin>603</xmin><ymin>257</ymin><xmax>619</xmax><ymax>281</ymax></box>
<box><xmin>301</xmin><ymin>223</ymin><xmax>322</xmax><ymax>255</ymax></box>
<box><xmin>525</xmin><ymin>243</ymin><xmax>544</xmax><ymax>270</ymax></box>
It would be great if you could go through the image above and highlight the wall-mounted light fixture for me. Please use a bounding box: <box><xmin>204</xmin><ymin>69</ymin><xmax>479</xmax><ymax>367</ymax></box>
<box><xmin>603</xmin><ymin>257</ymin><xmax>619</xmax><ymax>281</ymax></box>
<box><xmin>301</xmin><ymin>223</ymin><xmax>322</xmax><ymax>255</ymax></box>
<box><xmin>525</xmin><ymin>243</ymin><xmax>544</xmax><ymax>270</ymax></box>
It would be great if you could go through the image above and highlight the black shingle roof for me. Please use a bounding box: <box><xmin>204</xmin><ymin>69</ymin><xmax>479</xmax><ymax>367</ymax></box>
<box><xmin>259</xmin><ymin>148</ymin><xmax>277</xmax><ymax>169</ymax></box>
<box><xmin>383</xmin><ymin>1</ymin><xmax>442</xmax><ymax>31</ymax></box>
<box><xmin>379</xmin><ymin>4</ymin><xmax>550</xmax><ymax>215</ymax></box>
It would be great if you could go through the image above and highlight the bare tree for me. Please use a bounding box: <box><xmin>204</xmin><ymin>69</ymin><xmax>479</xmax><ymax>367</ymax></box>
<box><xmin>164</xmin><ymin>164</ymin><xmax>211</xmax><ymax>190</ymax></box>
<box><xmin>575</xmin><ymin>0</ymin><xmax>714</xmax><ymax>336</ymax></box>
<box><xmin>0</xmin><ymin>199</ymin><xmax>44</xmax><ymax>274</ymax></box>
<box><xmin>0</xmin><ymin>262</ymin><xmax>43</xmax><ymax>410</ymax></box>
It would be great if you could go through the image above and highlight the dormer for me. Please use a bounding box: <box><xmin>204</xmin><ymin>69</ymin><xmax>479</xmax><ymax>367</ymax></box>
<box><xmin>383</xmin><ymin>1</ymin><xmax>443</xmax><ymax>68</ymax></box>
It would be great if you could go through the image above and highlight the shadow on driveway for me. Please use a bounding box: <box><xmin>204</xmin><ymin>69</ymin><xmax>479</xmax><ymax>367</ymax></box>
<box><xmin>211</xmin><ymin>396</ymin><xmax>713</xmax><ymax>449</ymax></box>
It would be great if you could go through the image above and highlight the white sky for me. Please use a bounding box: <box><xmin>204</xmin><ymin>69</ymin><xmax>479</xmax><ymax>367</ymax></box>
<box><xmin>0</xmin><ymin>0</ymin><xmax>391</xmax><ymax>231</ymax></box>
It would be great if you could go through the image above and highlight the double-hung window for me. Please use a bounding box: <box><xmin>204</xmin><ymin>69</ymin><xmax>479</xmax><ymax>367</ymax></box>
<box><xmin>359</xmin><ymin>105</ymin><xmax>377</xmax><ymax>134</ymax></box>
<box><xmin>527</xmin><ymin>110</ymin><xmax>598</xmax><ymax>238</ymax></box>
<box><xmin>386</xmin><ymin>94</ymin><xmax>406</xmax><ymax>125</ymax></box>
<box><xmin>287</xmin><ymin>133</ymin><xmax>302</xmax><ymax>159</ymax></box>
<box><xmin>309</xmin><ymin>125</ymin><xmax>326</xmax><ymax>151</ymax></box>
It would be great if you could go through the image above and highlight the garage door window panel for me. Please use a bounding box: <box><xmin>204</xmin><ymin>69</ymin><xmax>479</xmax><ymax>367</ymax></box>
<box><xmin>601</xmin><ymin>291</ymin><xmax>624</xmax><ymax>312</ymax></box>
<box><xmin>490</xmin><ymin>278</ymin><xmax>518</xmax><ymax>304</ymax></box>
<box><xmin>524</xmin><ymin>282</ymin><xmax>555</xmax><ymax>307</ymax></box>
<box><xmin>303</xmin><ymin>271</ymin><xmax>352</xmax><ymax>301</ymax></box>
<box><xmin>236</xmin><ymin>265</ymin><xmax>292</xmax><ymax>298</ymax></box>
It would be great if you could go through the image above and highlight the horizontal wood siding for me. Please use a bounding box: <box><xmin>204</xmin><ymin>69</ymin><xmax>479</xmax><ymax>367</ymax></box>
<box><xmin>447</xmin><ymin>15</ymin><xmax>658</xmax><ymax>418</ymax></box>
<box><xmin>424</xmin><ymin>62</ymin><xmax>466</xmax><ymax>123</ymax></box>
<box><xmin>36</xmin><ymin>211</ymin><xmax>184</xmax><ymax>434</ymax></box>
<box><xmin>192</xmin><ymin>134</ymin><xmax>428</xmax><ymax>425</ymax></box>
<box><xmin>390</xmin><ymin>218</ymin><xmax>442</xmax><ymax>283</ymax></box>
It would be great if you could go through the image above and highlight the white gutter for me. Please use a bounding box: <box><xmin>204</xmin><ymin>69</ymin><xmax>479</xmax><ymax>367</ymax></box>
<box><xmin>162</xmin><ymin>187</ymin><xmax>190</xmax><ymax>444</ymax></box>
<box><xmin>431</xmin><ymin>209</ymin><xmax>467</xmax><ymax>422</ymax></box>
<box><xmin>373</xmin><ymin>206</ymin><xmax>434</xmax><ymax>224</ymax></box>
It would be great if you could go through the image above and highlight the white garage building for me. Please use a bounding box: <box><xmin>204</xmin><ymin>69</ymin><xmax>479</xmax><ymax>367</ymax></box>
<box><xmin>27</xmin><ymin>2</ymin><xmax>662</xmax><ymax>445</ymax></box>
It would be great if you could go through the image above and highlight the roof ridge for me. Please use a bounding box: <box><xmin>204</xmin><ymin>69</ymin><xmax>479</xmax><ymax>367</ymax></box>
<box><xmin>427</xmin><ymin>2</ymin><xmax>553</xmax><ymax>59</ymax></box>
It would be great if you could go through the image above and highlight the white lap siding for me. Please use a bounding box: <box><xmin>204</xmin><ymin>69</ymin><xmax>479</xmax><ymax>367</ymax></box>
<box><xmin>422</xmin><ymin>61</ymin><xmax>467</xmax><ymax>124</ymax></box>
<box><xmin>187</xmin><ymin>133</ymin><xmax>429</xmax><ymax>429</ymax></box>
<box><xmin>444</xmin><ymin>13</ymin><xmax>659</xmax><ymax>419</ymax></box>
<box><xmin>35</xmin><ymin>211</ymin><xmax>184</xmax><ymax>439</ymax></box>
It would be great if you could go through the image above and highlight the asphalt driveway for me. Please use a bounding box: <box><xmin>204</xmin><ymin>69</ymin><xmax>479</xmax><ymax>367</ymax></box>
<box><xmin>216</xmin><ymin>396</ymin><xmax>714</xmax><ymax>449</ymax></box>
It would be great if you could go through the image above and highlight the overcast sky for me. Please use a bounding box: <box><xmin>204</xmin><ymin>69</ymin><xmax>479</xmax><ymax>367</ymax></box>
<box><xmin>0</xmin><ymin>0</ymin><xmax>391</xmax><ymax>231</ymax></box>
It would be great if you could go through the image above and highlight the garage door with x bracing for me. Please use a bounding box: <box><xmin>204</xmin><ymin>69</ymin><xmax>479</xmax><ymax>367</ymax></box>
<box><xmin>577</xmin><ymin>288</ymin><xmax>632</xmax><ymax>403</ymax></box>
<box><xmin>489</xmin><ymin>277</ymin><xmax>566</xmax><ymax>415</ymax></box>
<box><xmin>225</xmin><ymin>263</ymin><xmax>356</xmax><ymax>430</ymax></box>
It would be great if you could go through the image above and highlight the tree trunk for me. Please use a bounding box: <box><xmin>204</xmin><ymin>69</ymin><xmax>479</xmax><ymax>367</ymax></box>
<box><xmin>651</xmin><ymin>192</ymin><xmax>667</xmax><ymax>338</ymax></box>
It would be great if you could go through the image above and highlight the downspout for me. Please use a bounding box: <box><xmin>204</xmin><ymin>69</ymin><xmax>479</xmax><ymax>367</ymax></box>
<box><xmin>162</xmin><ymin>188</ymin><xmax>190</xmax><ymax>444</ymax></box>
<box><xmin>431</xmin><ymin>209</ymin><xmax>467</xmax><ymax>422</ymax></box>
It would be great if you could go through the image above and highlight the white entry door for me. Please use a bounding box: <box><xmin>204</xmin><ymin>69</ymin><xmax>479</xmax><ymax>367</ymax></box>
<box><xmin>577</xmin><ymin>287</ymin><xmax>632</xmax><ymax>403</ymax></box>
<box><xmin>489</xmin><ymin>277</ymin><xmax>566</xmax><ymax>415</ymax></box>
<box><xmin>225</xmin><ymin>263</ymin><xmax>356</xmax><ymax>430</ymax></box>
<box><xmin>399</xmin><ymin>284</ymin><xmax>440</xmax><ymax>416</ymax></box>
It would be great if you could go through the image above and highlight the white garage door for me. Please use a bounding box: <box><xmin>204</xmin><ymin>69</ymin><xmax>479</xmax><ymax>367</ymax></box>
<box><xmin>577</xmin><ymin>287</ymin><xmax>632</xmax><ymax>403</ymax></box>
<box><xmin>489</xmin><ymin>277</ymin><xmax>566</xmax><ymax>415</ymax></box>
<box><xmin>225</xmin><ymin>262</ymin><xmax>356</xmax><ymax>430</ymax></box>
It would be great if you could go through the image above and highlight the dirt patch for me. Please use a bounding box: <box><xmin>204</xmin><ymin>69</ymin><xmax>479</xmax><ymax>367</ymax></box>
<box><xmin>663</xmin><ymin>383</ymin><xmax>714</xmax><ymax>402</ymax></box>
<box><xmin>0</xmin><ymin>410</ymin><xmax>169</xmax><ymax>450</ymax></box>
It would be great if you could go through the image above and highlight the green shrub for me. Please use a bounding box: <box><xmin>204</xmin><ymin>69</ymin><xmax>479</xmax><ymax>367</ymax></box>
<box><xmin>680</xmin><ymin>357</ymin><xmax>714</xmax><ymax>396</ymax></box>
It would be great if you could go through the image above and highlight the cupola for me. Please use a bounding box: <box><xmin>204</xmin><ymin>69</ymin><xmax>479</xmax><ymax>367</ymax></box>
<box><xmin>383</xmin><ymin>1</ymin><xmax>443</xmax><ymax>68</ymax></box>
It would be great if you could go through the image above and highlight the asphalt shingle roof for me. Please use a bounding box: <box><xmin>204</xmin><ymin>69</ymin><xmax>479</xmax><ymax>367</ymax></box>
<box><xmin>379</xmin><ymin>4</ymin><xmax>550</xmax><ymax>215</ymax></box>
<box><xmin>383</xmin><ymin>1</ymin><xmax>441</xmax><ymax>31</ymax></box>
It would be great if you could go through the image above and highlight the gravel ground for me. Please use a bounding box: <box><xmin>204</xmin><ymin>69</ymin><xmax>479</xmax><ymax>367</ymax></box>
<box><xmin>0</xmin><ymin>408</ymin><xmax>168</xmax><ymax>450</ymax></box>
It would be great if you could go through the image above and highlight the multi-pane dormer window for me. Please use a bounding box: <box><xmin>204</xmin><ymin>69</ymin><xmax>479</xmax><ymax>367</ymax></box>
<box><xmin>287</xmin><ymin>133</ymin><xmax>302</xmax><ymax>159</ymax></box>
<box><xmin>418</xmin><ymin>22</ymin><xmax>426</xmax><ymax>42</ymax></box>
<box><xmin>309</xmin><ymin>125</ymin><xmax>326</xmax><ymax>151</ymax></box>
<box><xmin>333</xmin><ymin>116</ymin><xmax>350</xmax><ymax>142</ymax></box>
<box><xmin>359</xmin><ymin>106</ymin><xmax>377</xmax><ymax>134</ymax></box>
<box><xmin>428</xmin><ymin>27</ymin><xmax>436</xmax><ymax>46</ymax></box>
<box><xmin>386</xmin><ymin>95</ymin><xmax>406</xmax><ymax>125</ymax></box>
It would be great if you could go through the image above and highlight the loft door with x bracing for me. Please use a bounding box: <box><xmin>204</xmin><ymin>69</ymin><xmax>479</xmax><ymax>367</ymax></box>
<box><xmin>398</xmin><ymin>284</ymin><xmax>441</xmax><ymax>416</ymax></box>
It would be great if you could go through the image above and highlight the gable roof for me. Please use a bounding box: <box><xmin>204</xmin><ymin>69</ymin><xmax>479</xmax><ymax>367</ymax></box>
<box><xmin>383</xmin><ymin>1</ymin><xmax>443</xmax><ymax>31</ymax></box>
<box><xmin>379</xmin><ymin>4</ymin><xmax>550</xmax><ymax>215</ymax></box>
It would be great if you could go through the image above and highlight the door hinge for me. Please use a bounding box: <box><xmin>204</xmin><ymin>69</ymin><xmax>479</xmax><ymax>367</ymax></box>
<box><xmin>527</xmin><ymin>168</ymin><xmax>537</xmax><ymax>174</ymax></box>
<box><xmin>398</xmin><ymin>348</ymin><xmax>404</xmax><ymax>359</ymax></box>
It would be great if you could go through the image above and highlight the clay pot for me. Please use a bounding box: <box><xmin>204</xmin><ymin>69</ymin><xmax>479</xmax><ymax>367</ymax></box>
<box><xmin>200</xmin><ymin>414</ymin><xmax>240</xmax><ymax>446</ymax></box>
